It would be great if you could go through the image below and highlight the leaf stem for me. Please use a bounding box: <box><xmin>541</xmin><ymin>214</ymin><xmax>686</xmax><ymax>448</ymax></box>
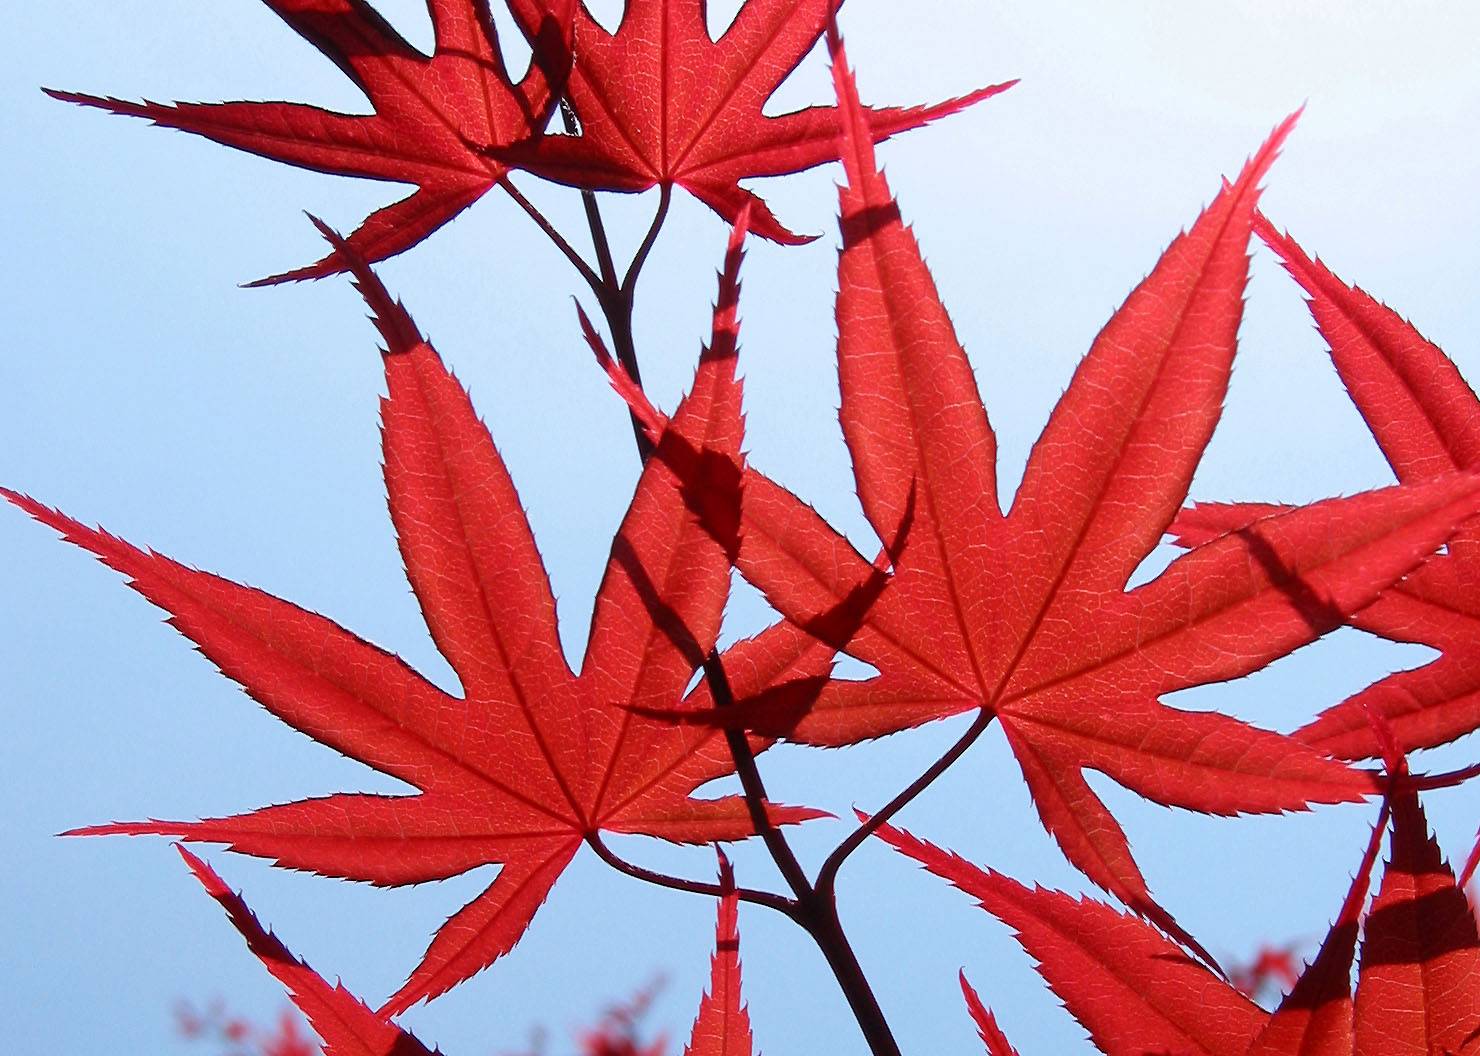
<box><xmin>500</xmin><ymin>175</ymin><xmax>603</xmax><ymax>294</ymax></box>
<box><xmin>585</xmin><ymin>833</ymin><xmax>799</xmax><ymax>919</ymax></box>
<box><xmin>561</xmin><ymin>103</ymin><xmax>656</xmax><ymax>459</ymax></box>
<box><xmin>816</xmin><ymin>708</ymin><xmax>995</xmax><ymax>901</ymax></box>
<box><xmin>622</xmin><ymin>184</ymin><xmax>672</xmax><ymax>298</ymax></box>
<box><xmin>563</xmin><ymin>103</ymin><xmax>622</xmax><ymax>292</ymax></box>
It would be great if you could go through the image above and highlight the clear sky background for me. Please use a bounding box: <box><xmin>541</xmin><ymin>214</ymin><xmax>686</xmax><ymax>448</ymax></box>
<box><xmin>5</xmin><ymin>2</ymin><xmax>1480</xmax><ymax>1053</ymax></box>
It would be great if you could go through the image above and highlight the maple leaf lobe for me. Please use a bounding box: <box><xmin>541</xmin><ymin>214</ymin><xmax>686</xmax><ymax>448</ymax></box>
<box><xmin>178</xmin><ymin>845</ymin><xmax>441</xmax><ymax>1056</ymax></box>
<box><xmin>874</xmin><ymin>818</ymin><xmax>1268</xmax><ymax>1056</ymax></box>
<box><xmin>682</xmin><ymin>852</ymin><xmax>756</xmax><ymax>1056</ymax></box>
<box><xmin>47</xmin><ymin>0</ymin><xmax>573</xmax><ymax>282</ymax></box>
<box><xmin>1170</xmin><ymin>217</ymin><xmax>1480</xmax><ymax>764</ymax></box>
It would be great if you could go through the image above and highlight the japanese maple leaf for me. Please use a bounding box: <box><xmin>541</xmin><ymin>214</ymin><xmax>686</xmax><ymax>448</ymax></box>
<box><xmin>1230</xmin><ymin>945</ymin><xmax>1303</xmax><ymax>1002</ymax></box>
<box><xmin>873</xmin><ymin>817</ymin><xmax>1271</xmax><ymax>1056</ymax></box>
<box><xmin>177</xmin><ymin>845</ymin><xmax>443</xmax><ymax>1056</ymax></box>
<box><xmin>575</xmin><ymin>979</ymin><xmax>668</xmax><ymax>1056</ymax></box>
<box><xmin>259</xmin><ymin>1016</ymin><xmax>317</xmax><ymax>1056</ymax></box>
<box><xmin>498</xmin><ymin>0</ymin><xmax>1015</xmax><ymax>243</ymax></box>
<box><xmin>48</xmin><ymin>0</ymin><xmax>571</xmax><ymax>283</ymax></box>
<box><xmin>879</xmin><ymin>777</ymin><xmax>1480</xmax><ymax>1055</ymax></box>
<box><xmin>1236</xmin><ymin>784</ymin><xmax>1392</xmax><ymax>1056</ymax></box>
<box><xmin>1172</xmin><ymin>217</ymin><xmax>1480</xmax><ymax>763</ymax></box>
<box><xmin>1353</xmin><ymin>786</ymin><xmax>1480</xmax><ymax>1055</ymax></box>
<box><xmin>6</xmin><ymin>219</ymin><xmax>825</xmax><ymax>1014</ymax></box>
<box><xmin>1222</xmin><ymin>723</ymin><xmax>1478</xmax><ymax>1056</ymax></box>
<box><xmin>623</xmin><ymin>22</ymin><xmax>1480</xmax><ymax>952</ymax></box>
<box><xmin>682</xmin><ymin>853</ymin><xmax>755</xmax><ymax>1056</ymax></box>
<box><xmin>178</xmin><ymin>1006</ymin><xmax>317</xmax><ymax>1056</ymax></box>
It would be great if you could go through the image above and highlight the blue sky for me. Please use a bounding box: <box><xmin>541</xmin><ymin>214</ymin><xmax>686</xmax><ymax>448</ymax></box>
<box><xmin>5</xmin><ymin>2</ymin><xmax>1480</xmax><ymax>1053</ymax></box>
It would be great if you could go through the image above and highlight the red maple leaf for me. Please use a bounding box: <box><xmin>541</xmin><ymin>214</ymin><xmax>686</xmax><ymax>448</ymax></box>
<box><xmin>1237</xmin><ymin>783</ymin><xmax>1390</xmax><ymax>1056</ymax></box>
<box><xmin>575</xmin><ymin>979</ymin><xmax>668</xmax><ymax>1056</ymax></box>
<box><xmin>1352</xmin><ymin>786</ymin><xmax>1480</xmax><ymax>1055</ymax></box>
<box><xmin>7</xmin><ymin>219</ymin><xmax>826</xmax><ymax>1015</ymax></box>
<box><xmin>1172</xmin><ymin>217</ymin><xmax>1480</xmax><ymax>763</ymax></box>
<box><xmin>1229</xmin><ymin>945</ymin><xmax>1303</xmax><ymax>1003</ymax></box>
<box><xmin>48</xmin><ymin>0</ymin><xmax>572</xmax><ymax>283</ymax></box>
<box><xmin>1237</xmin><ymin>729</ymin><xmax>1480</xmax><ymax>1056</ymax></box>
<box><xmin>499</xmin><ymin>0</ymin><xmax>1015</xmax><ymax>243</ymax></box>
<box><xmin>878</xmin><ymin>764</ymin><xmax>1480</xmax><ymax>1055</ymax></box>
<box><xmin>616</xmin><ymin>22</ymin><xmax>1480</xmax><ymax>953</ymax></box>
<box><xmin>873</xmin><ymin>818</ymin><xmax>1270</xmax><ymax>1056</ymax></box>
<box><xmin>179</xmin><ymin>1006</ymin><xmax>319</xmax><ymax>1056</ymax></box>
<box><xmin>260</xmin><ymin>1015</ymin><xmax>318</xmax><ymax>1056</ymax></box>
<box><xmin>681</xmin><ymin>853</ymin><xmax>754</xmax><ymax>1056</ymax></box>
<box><xmin>177</xmin><ymin>845</ymin><xmax>442</xmax><ymax>1056</ymax></box>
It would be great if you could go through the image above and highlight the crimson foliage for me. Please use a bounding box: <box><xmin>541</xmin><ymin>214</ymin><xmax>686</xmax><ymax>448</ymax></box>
<box><xmin>19</xmin><ymin>3</ymin><xmax>1480</xmax><ymax>1053</ymax></box>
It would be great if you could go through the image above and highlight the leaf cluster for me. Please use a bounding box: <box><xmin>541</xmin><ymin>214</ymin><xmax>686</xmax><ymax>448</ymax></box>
<box><xmin>15</xmin><ymin>2</ymin><xmax>1480</xmax><ymax>1053</ymax></box>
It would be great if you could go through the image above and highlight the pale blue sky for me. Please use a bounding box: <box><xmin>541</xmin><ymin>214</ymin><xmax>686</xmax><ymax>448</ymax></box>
<box><xmin>5</xmin><ymin>2</ymin><xmax>1480</xmax><ymax>1053</ymax></box>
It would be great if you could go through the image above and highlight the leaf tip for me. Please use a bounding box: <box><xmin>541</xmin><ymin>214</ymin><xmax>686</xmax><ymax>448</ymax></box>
<box><xmin>306</xmin><ymin>214</ymin><xmax>423</xmax><ymax>355</ymax></box>
<box><xmin>1237</xmin><ymin>107</ymin><xmax>1303</xmax><ymax>193</ymax></box>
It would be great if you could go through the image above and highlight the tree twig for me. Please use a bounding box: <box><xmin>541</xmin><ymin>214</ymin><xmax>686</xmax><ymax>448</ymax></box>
<box><xmin>553</xmin><ymin>163</ymin><xmax>904</xmax><ymax>1056</ymax></box>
